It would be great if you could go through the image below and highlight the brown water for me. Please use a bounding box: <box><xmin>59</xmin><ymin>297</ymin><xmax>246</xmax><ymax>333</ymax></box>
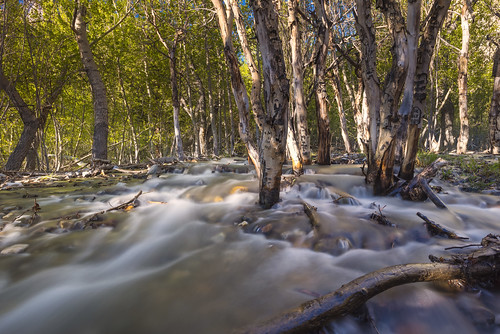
<box><xmin>0</xmin><ymin>159</ymin><xmax>499</xmax><ymax>334</ymax></box>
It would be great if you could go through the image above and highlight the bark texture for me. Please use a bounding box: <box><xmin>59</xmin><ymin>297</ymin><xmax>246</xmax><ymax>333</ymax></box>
<box><xmin>313</xmin><ymin>0</ymin><xmax>331</xmax><ymax>165</ymax></box>
<box><xmin>251</xmin><ymin>0</ymin><xmax>290</xmax><ymax>208</ymax></box>
<box><xmin>355</xmin><ymin>0</ymin><xmax>408</xmax><ymax>194</ymax></box>
<box><xmin>399</xmin><ymin>0</ymin><xmax>452</xmax><ymax>180</ymax></box>
<box><xmin>456</xmin><ymin>0</ymin><xmax>472</xmax><ymax>154</ymax></box>
<box><xmin>288</xmin><ymin>0</ymin><xmax>310</xmax><ymax>165</ymax></box>
<box><xmin>211</xmin><ymin>0</ymin><xmax>260</xmax><ymax>174</ymax></box>
<box><xmin>489</xmin><ymin>46</ymin><xmax>500</xmax><ymax>154</ymax></box>
<box><xmin>72</xmin><ymin>1</ymin><xmax>108</xmax><ymax>162</ymax></box>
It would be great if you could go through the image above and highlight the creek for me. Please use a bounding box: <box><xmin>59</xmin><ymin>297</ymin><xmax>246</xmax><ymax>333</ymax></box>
<box><xmin>0</xmin><ymin>159</ymin><xmax>499</xmax><ymax>334</ymax></box>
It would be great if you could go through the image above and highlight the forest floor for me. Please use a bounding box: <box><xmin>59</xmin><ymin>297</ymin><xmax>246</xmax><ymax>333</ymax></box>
<box><xmin>416</xmin><ymin>152</ymin><xmax>500</xmax><ymax>195</ymax></box>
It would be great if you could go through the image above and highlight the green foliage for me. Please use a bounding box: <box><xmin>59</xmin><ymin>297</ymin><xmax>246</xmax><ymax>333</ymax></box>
<box><xmin>0</xmin><ymin>0</ymin><xmax>499</xmax><ymax>170</ymax></box>
<box><xmin>416</xmin><ymin>151</ymin><xmax>439</xmax><ymax>167</ymax></box>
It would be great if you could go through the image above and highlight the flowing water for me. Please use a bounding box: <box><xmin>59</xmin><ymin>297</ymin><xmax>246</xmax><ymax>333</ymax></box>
<box><xmin>0</xmin><ymin>159</ymin><xmax>499</xmax><ymax>334</ymax></box>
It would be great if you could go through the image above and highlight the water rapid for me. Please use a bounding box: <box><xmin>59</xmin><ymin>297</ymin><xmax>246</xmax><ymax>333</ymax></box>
<box><xmin>0</xmin><ymin>159</ymin><xmax>499</xmax><ymax>334</ymax></box>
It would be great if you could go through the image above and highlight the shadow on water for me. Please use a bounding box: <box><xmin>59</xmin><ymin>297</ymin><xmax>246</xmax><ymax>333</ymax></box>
<box><xmin>0</xmin><ymin>159</ymin><xmax>499</xmax><ymax>334</ymax></box>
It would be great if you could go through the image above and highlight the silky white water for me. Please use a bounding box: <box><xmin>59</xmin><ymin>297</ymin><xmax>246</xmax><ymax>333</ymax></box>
<box><xmin>0</xmin><ymin>160</ymin><xmax>499</xmax><ymax>334</ymax></box>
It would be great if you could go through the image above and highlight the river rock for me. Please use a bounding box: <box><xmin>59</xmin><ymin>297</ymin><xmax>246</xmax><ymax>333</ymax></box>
<box><xmin>1</xmin><ymin>243</ymin><xmax>29</xmax><ymax>255</ymax></box>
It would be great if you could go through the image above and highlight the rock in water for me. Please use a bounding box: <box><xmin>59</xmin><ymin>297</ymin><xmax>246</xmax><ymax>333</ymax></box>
<box><xmin>1</xmin><ymin>244</ymin><xmax>29</xmax><ymax>255</ymax></box>
<box><xmin>147</xmin><ymin>164</ymin><xmax>159</xmax><ymax>175</ymax></box>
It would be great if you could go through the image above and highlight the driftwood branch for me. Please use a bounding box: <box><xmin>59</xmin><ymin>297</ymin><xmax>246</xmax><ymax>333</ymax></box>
<box><xmin>401</xmin><ymin>158</ymin><xmax>448</xmax><ymax>209</ymax></box>
<box><xmin>240</xmin><ymin>234</ymin><xmax>500</xmax><ymax>334</ymax></box>
<box><xmin>417</xmin><ymin>212</ymin><xmax>468</xmax><ymax>240</ymax></box>
<box><xmin>82</xmin><ymin>191</ymin><xmax>143</xmax><ymax>228</ymax></box>
<box><xmin>302</xmin><ymin>201</ymin><xmax>320</xmax><ymax>238</ymax></box>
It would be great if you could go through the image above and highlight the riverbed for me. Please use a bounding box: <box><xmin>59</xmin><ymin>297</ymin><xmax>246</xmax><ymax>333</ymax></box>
<box><xmin>0</xmin><ymin>159</ymin><xmax>499</xmax><ymax>333</ymax></box>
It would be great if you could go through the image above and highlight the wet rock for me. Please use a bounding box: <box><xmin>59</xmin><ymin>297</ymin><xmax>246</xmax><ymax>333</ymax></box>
<box><xmin>314</xmin><ymin>236</ymin><xmax>353</xmax><ymax>256</ymax></box>
<box><xmin>1</xmin><ymin>243</ymin><xmax>29</xmax><ymax>255</ymax></box>
<box><xmin>2</xmin><ymin>206</ymin><xmax>21</xmax><ymax>213</ymax></box>
<box><xmin>147</xmin><ymin>164</ymin><xmax>159</xmax><ymax>176</ymax></box>
<box><xmin>58</xmin><ymin>220</ymin><xmax>84</xmax><ymax>230</ymax></box>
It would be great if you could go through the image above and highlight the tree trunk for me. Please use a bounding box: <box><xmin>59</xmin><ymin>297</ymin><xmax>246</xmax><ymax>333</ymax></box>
<box><xmin>489</xmin><ymin>46</ymin><xmax>500</xmax><ymax>154</ymax></box>
<box><xmin>355</xmin><ymin>0</ymin><xmax>408</xmax><ymax>194</ymax></box>
<box><xmin>227</xmin><ymin>79</ymin><xmax>235</xmax><ymax>155</ymax></box>
<box><xmin>331</xmin><ymin>58</ymin><xmax>352</xmax><ymax>153</ymax></box>
<box><xmin>286</xmin><ymin>115</ymin><xmax>303</xmax><ymax>176</ymax></box>
<box><xmin>313</xmin><ymin>0</ymin><xmax>331</xmax><ymax>165</ymax></box>
<box><xmin>288</xmin><ymin>0</ymin><xmax>310</xmax><ymax>165</ymax></box>
<box><xmin>229</xmin><ymin>0</ymin><xmax>265</xmax><ymax>130</ymax></box>
<box><xmin>399</xmin><ymin>0</ymin><xmax>452</xmax><ymax>180</ymax></box>
<box><xmin>456</xmin><ymin>0</ymin><xmax>471</xmax><ymax>154</ymax></box>
<box><xmin>343</xmin><ymin>68</ymin><xmax>367</xmax><ymax>152</ymax></box>
<box><xmin>72</xmin><ymin>1</ymin><xmax>108</xmax><ymax>163</ymax></box>
<box><xmin>117</xmin><ymin>58</ymin><xmax>139</xmax><ymax>163</ymax></box>
<box><xmin>211</xmin><ymin>0</ymin><xmax>260</xmax><ymax>174</ymax></box>
<box><xmin>251</xmin><ymin>0</ymin><xmax>290</xmax><ymax>208</ymax></box>
<box><xmin>354</xmin><ymin>0</ymin><xmax>381</xmax><ymax>179</ymax></box>
<box><xmin>168</xmin><ymin>47</ymin><xmax>185</xmax><ymax>160</ymax></box>
<box><xmin>205</xmin><ymin>37</ymin><xmax>219</xmax><ymax>157</ymax></box>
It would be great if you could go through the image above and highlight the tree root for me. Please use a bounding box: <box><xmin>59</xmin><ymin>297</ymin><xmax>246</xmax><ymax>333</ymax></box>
<box><xmin>239</xmin><ymin>234</ymin><xmax>500</xmax><ymax>334</ymax></box>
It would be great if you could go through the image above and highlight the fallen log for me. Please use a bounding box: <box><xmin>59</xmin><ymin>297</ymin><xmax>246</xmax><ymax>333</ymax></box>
<box><xmin>400</xmin><ymin>158</ymin><xmax>448</xmax><ymax>209</ymax></box>
<box><xmin>240</xmin><ymin>234</ymin><xmax>500</xmax><ymax>334</ymax></box>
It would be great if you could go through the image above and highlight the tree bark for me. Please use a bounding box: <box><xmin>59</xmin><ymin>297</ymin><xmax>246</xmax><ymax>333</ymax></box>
<box><xmin>355</xmin><ymin>0</ymin><xmax>408</xmax><ymax>194</ymax></box>
<box><xmin>168</xmin><ymin>46</ymin><xmax>185</xmax><ymax>160</ymax></box>
<box><xmin>211</xmin><ymin>0</ymin><xmax>260</xmax><ymax>174</ymax></box>
<box><xmin>489</xmin><ymin>46</ymin><xmax>500</xmax><ymax>154</ymax></box>
<box><xmin>354</xmin><ymin>0</ymin><xmax>381</xmax><ymax>178</ymax></box>
<box><xmin>331</xmin><ymin>56</ymin><xmax>352</xmax><ymax>153</ymax></box>
<box><xmin>313</xmin><ymin>0</ymin><xmax>331</xmax><ymax>165</ymax></box>
<box><xmin>205</xmin><ymin>36</ymin><xmax>219</xmax><ymax>157</ymax></box>
<box><xmin>399</xmin><ymin>0</ymin><xmax>452</xmax><ymax>180</ymax></box>
<box><xmin>288</xmin><ymin>0</ymin><xmax>310</xmax><ymax>165</ymax></box>
<box><xmin>72</xmin><ymin>1</ymin><xmax>108</xmax><ymax>163</ymax></box>
<box><xmin>251</xmin><ymin>0</ymin><xmax>290</xmax><ymax>208</ymax></box>
<box><xmin>456</xmin><ymin>0</ymin><xmax>472</xmax><ymax>154</ymax></box>
<box><xmin>229</xmin><ymin>0</ymin><xmax>265</xmax><ymax>131</ymax></box>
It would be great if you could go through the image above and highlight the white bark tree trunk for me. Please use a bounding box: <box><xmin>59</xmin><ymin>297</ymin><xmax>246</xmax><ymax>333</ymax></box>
<box><xmin>456</xmin><ymin>0</ymin><xmax>472</xmax><ymax>154</ymax></box>
<box><xmin>251</xmin><ymin>0</ymin><xmax>290</xmax><ymax>208</ymax></box>
<box><xmin>288</xmin><ymin>0</ymin><xmax>310</xmax><ymax>165</ymax></box>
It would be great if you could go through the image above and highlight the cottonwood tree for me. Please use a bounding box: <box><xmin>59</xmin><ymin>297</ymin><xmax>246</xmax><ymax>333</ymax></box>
<box><xmin>72</xmin><ymin>0</ymin><xmax>109</xmax><ymax>164</ymax></box>
<box><xmin>211</xmin><ymin>0</ymin><xmax>260</xmax><ymax>173</ymax></box>
<box><xmin>399</xmin><ymin>0</ymin><xmax>453</xmax><ymax>180</ymax></box>
<box><xmin>355</xmin><ymin>0</ymin><xmax>409</xmax><ymax>193</ymax></box>
<box><xmin>313</xmin><ymin>0</ymin><xmax>332</xmax><ymax>165</ymax></box>
<box><xmin>490</xmin><ymin>42</ymin><xmax>500</xmax><ymax>153</ymax></box>
<box><xmin>1</xmin><ymin>0</ymin><xmax>71</xmax><ymax>171</ymax></box>
<box><xmin>456</xmin><ymin>0</ymin><xmax>472</xmax><ymax>154</ymax></box>
<box><xmin>288</xmin><ymin>0</ymin><xmax>311</xmax><ymax>166</ymax></box>
<box><xmin>144</xmin><ymin>0</ymin><xmax>191</xmax><ymax>161</ymax></box>
<box><xmin>251</xmin><ymin>0</ymin><xmax>289</xmax><ymax>208</ymax></box>
<box><xmin>212</xmin><ymin>0</ymin><xmax>289</xmax><ymax>208</ymax></box>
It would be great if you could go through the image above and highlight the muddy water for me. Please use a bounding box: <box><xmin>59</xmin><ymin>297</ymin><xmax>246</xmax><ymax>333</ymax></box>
<box><xmin>0</xmin><ymin>159</ymin><xmax>499</xmax><ymax>334</ymax></box>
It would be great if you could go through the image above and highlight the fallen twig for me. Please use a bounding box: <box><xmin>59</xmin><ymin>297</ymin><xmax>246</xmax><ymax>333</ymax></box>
<box><xmin>417</xmin><ymin>212</ymin><xmax>468</xmax><ymax>240</ymax></box>
<box><xmin>82</xmin><ymin>191</ymin><xmax>143</xmax><ymax>228</ymax></box>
